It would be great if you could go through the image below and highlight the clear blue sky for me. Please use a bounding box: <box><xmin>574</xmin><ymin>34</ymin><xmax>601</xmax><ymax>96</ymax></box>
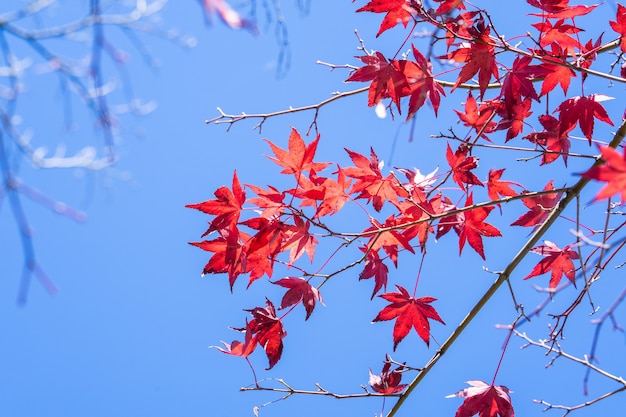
<box><xmin>0</xmin><ymin>1</ymin><xmax>623</xmax><ymax>416</ymax></box>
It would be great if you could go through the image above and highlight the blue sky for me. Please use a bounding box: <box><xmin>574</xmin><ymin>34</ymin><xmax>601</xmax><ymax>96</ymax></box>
<box><xmin>0</xmin><ymin>1</ymin><xmax>624</xmax><ymax>416</ymax></box>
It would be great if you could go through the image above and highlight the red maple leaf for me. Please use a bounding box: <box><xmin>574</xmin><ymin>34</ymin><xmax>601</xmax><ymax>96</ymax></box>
<box><xmin>344</xmin><ymin>147</ymin><xmax>400</xmax><ymax>211</ymax></box>
<box><xmin>449</xmin><ymin>380</ymin><xmax>514</xmax><ymax>417</ymax></box>
<box><xmin>495</xmin><ymin>97</ymin><xmax>533</xmax><ymax>141</ymax></box>
<box><xmin>246</xmin><ymin>299</ymin><xmax>286</xmax><ymax>369</ymax></box>
<box><xmin>295</xmin><ymin>167</ymin><xmax>351</xmax><ymax>218</ymax></box>
<box><xmin>532</xmin><ymin>18</ymin><xmax>582</xmax><ymax>53</ymax></box>
<box><xmin>554</xmin><ymin>94</ymin><xmax>614</xmax><ymax>142</ymax></box>
<box><xmin>500</xmin><ymin>56</ymin><xmax>545</xmax><ymax>105</ymax></box>
<box><xmin>394</xmin><ymin>45</ymin><xmax>445</xmax><ymax>118</ymax></box>
<box><xmin>346</xmin><ymin>52</ymin><xmax>408</xmax><ymax>110</ymax></box>
<box><xmin>372</xmin><ymin>285</ymin><xmax>444</xmax><ymax>350</ymax></box>
<box><xmin>246</xmin><ymin>184</ymin><xmax>286</xmax><ymax>219</ymax></box>
<box><xmin>265</xmin><ymin>128</ymin><xmax>331</xmax><ymax>177</ymax></box>
<box><xmin>486</xmin><ymin>169</ymin><xmax>519</xmax><ymax>202</ymax></box>
<box><xmin>525</xmin><ymin>241</ymin><xmax>579</xmax><ymax>289</ymax></box>
<box><xmin>274</xmin><ymin>277</ymin><xmax>323</xmax><ymax>320</ymax></box>
<box><xmin>438</xmin><ymin>193</ymin><xmax>501</xmax><ymax>260</ymax></box>
<box><xmin>356</xmin><ymin>0</ymin><xmax>415</xmax><ymax>37</ymax></box>
<box><xmin>526</xmin><ymin>0</ymin><xmax>568</xmax><ymax>13</ymax></box>
<box><xmin>433</xmin><ymin>0</ymin><xmax>466</xmax><ymax>15</ymax></box>
<box><xmin>511</xmin><ymin>180</ymin><xmax>562</xmax><ymax>229</ymax></box>
<box><xmin>524</xmin><ymin>114</ymin><xmax>572</xmax><ymax>165</ymax></box>
<box><xmin>281</xmin><ymin>216</ymin><xmax>318</xmax><ymax>264</ymax></box>
<box><xmin>186</xmin><ymin>170</ymin><xmax>245</xmax><ymax>235</ymax></box>
<box><xmin>455</xmin><ymin>92</ymin><xmax>498</xmax><ymax>140</ymax></box>
<box><xmin>610</xmin><ymin>3</ymin><xmax>626</xmax><ymax>52</ymax></box>
<box><xmin>535</xmin><ymin>43</ymin><xmax>576</xmax><ymax>96</ymax></box>
<box><xmin>582</xmin><ymin>145</ymin><xmax>626</xmax><ymax>201</ymax></box>
<box><xmin>445</xmin><ymin>18</ymin><xmax>499</xmax><ymax>98</ymax></box>
<box><xmin>444</xmin><ymin>12</ymin><xmax>479</xmax><ymax>49</ymax></box>
<box><xmin>446</xmin><ymin>143</ymin><xmax>484</xmax><ymax>189</ymax></box>
<box><xmin>213</xmin><ymin>321</ymin><xmax>257</xmax><ymax>358</ymax></box>
<box><xmin>364</xmin><ymin>216</ymin><xmax>416</xmax><ymax>266</ymax></box>
<box><xmin>368</xmin><ymin>354</ymin><xmax>407</xmax><ymax>394</ymax></box>
<box><xmin>359</xmin><ymin>247</ymin><xmax>390</xmax><ymax>299</ymax></box>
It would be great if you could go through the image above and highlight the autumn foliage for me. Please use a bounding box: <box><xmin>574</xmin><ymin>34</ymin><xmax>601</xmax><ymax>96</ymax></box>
<box><xmin>192</xmin><ymin>1</ymin><xmax>626</xmax><ymax>416</ymax></box>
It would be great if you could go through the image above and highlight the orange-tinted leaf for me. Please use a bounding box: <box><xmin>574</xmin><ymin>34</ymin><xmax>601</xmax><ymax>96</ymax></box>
<box><xmin>582</xmin><ymin>145</ymin><xmax>626</xmax><ymax>201</ymax></box>
<box><xmin>372</xmin><ymin>285</ymin><xmax>444</xmax><ymax>350</ymax></box>
<box><xmin>213</xmin><ymin>321</ymin><xmax>257</xmax><ymax>358</ymax></box>
<box><xmin>455</xmin><ymin>92</ymin><xmax>498</xmax><ymax>140</ymax></box>
<box><xmin>433</xmin><ymin>0</ymin><xmax>466</xmax><ymax>15</ymax></box>
<box><xmin>265</xmin><ymin>128</ymin><xmax>331</xmax><ymax>176</ymax></box>
<box><xmin>486</xmin><ymin>169</ymin><xmax>519</xmax><ymax>202</ymax></box>
<box><xmin>364</xmin><ymin>216</ymin><xmax>416</xmax><ymax>266</ymax></box>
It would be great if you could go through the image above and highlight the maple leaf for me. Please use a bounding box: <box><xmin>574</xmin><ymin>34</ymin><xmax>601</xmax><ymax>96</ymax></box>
<box><xmin>511</xmin><ymin>180</ymin><xmax>562</xmax><ymax>229</ymax></box>
<box><xmin>500</xmin><ymin>56</ymin><xmax>546</xmax><ymax>105</ymax></box>
<box><xmin>532</xmin><ymin>18</ymin><xmax>582</xmax><ymax>53</ymax></box>
<box><xmin>372</xmin><ymin>285</ymin><xmax>444</xmax><ymax>350</ymax></box>
<box><xmin>189</xmin><ymin>228</ymin><xmax>250</xmax><ymax>288</ymax></box>
<box><xmin>611</xmin><ymin>4</ymin><xmax>626</xmax><ymax>53</ymax></box>
<box><xmin>446</xmin><ymin>143</ymin><xmax>484</xmax><ymax>189</ymax></box>
<box><xmin>524</xmin><ymin>114</ymin><xmax>571</xmax><ymax>165</ymax></box>
<box><xmin>265</xmin><ymin>128</ymin><xmax>331</xmax><ymax>177</ymax></box>
<box><xmin>448</xmin><ymin>380</ymin><xmax>514</xmax><ymax>417</ymax></box>
<box><xmin>356</xmin><ymin>0</ymin><xmax>415</xmax><ymax>37</ymax></box>
<box><xmin>455</xmin><ymin>92</ymin><xmax>497</xmax><ymax>140</ymax></box>
<box><xmin>186</xmin><ymin>170</ymin><xmax>245</xmax><ymax>235</ymax></box>
<box><xmin>246</xmin><ymin>184</ymin><xmax>286</xmax><ymax>219</ymax></box>
<box><xmin>433</xmin><ymin>0</ymin><xmax>466</xmax><ymax>15</ymax></box>
<box><xmin>536</xmin><ymin>43</ymin><xmax>576</xmax><ymax>96</ymax></box>
<box><xmin>486</xmin><ymin>169</ymin><xmax>519</xmax><ymax>202</ymax></box>
<box><xmin>438</xmin><ymin>193</ymin><xmax>501</xmax><ymax>259</ymax></box>
<box><xmin>295</xmin><ymin>167</ymin><xmax>351</xmax><ymax>218</ymax></box>
<box><xmin>242</xmin><ymin>216</ymin><xmax>287</xmax><ymax>257</ymax></box>
<box><xmin>444</xmin><ymin>12</ymin><xmax>479</xmax><ymax>49</ymax></box>
<box><xmin>364</xmin><ymin>216</ymin><xmax>416</xmax><ymax>266</ymax></box>
<box><xmin>526</xmin><ymin>0</ymin><xmax>568</xmax><ymax>13</ymax></box>
<box><xmin>495</xmin><ymin>97</ymin><xmax>533</xmax><ymax>141</ymax></box>
<box><xmin>554</xmin><ymin>94</ymin><xmax>614</xmax><ymax>142</ymax></box>
<box><xmin>246</xmin><ymin>299</ymin><xmax>286</xmax><ymax>369</ymax></box>
<box><xmin>369</xmin><ymin>354</ymin><xmax>407</xmax><ymax>394</ymax></box>
<box><xmin>274</xmin><ymin>277</ymin><xmax>323</xmax><ymax>320</ymax></box>
<box><xmin>394</xmin><ymin>45</ymin><xmax>445</xmax><ymax>118</ymax></box>
<box><xmin>525</xmin><ymin>241</ymin><xmax>579</xmax><ymax>289</ymax></box>
<box><xmin>281</xmin><ymin>216</ymin><xmax>318</xmax><ymax>264</ymax></box>
<box><xmin>359</xmin><ymin>247</ymin><xmax>390</xmax><ymax>299</ymax></box>
<box><xmin>344</xmin><ymin>147</ymin><xmax>400</xmax><ymax>211</ymax></box>
<box><xmin>213</xmin><ymin>321</ymin><xmax>257</xmax><ymax>358</ymax></box>
<box><xmin>445</xmin><ymin>18</ymin><xmax>499</xmax><ymax>98</ymax></box>
<box><xmin>582</xmin><ymin>145</ymin><xmax>626</xmax><ymax>201</ymax></box>
<box><xmin>346</xmin><ymin>52</ymin><xmax>408</xmax><ymax>110</ymax></box>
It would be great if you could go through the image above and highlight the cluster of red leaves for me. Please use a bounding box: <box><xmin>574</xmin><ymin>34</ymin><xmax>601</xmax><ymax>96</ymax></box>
<box><xmin>192</xmin><ymin>1</ymin><xmax>626</xmax><ymax>414</ymax></box>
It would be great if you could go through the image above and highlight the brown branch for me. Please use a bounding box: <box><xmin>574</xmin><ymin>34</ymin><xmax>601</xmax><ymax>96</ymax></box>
<box><xmin>241</xmin><ymin>378</ymin><xmax>402</xmax><ymax>399</ymax></box>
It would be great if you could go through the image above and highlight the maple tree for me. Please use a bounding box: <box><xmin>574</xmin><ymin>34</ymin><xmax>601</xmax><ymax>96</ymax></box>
<box><xmin>188</xmin><ymin>1</ymin><xmax>626</xmax><ymax>416</ymax></box>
